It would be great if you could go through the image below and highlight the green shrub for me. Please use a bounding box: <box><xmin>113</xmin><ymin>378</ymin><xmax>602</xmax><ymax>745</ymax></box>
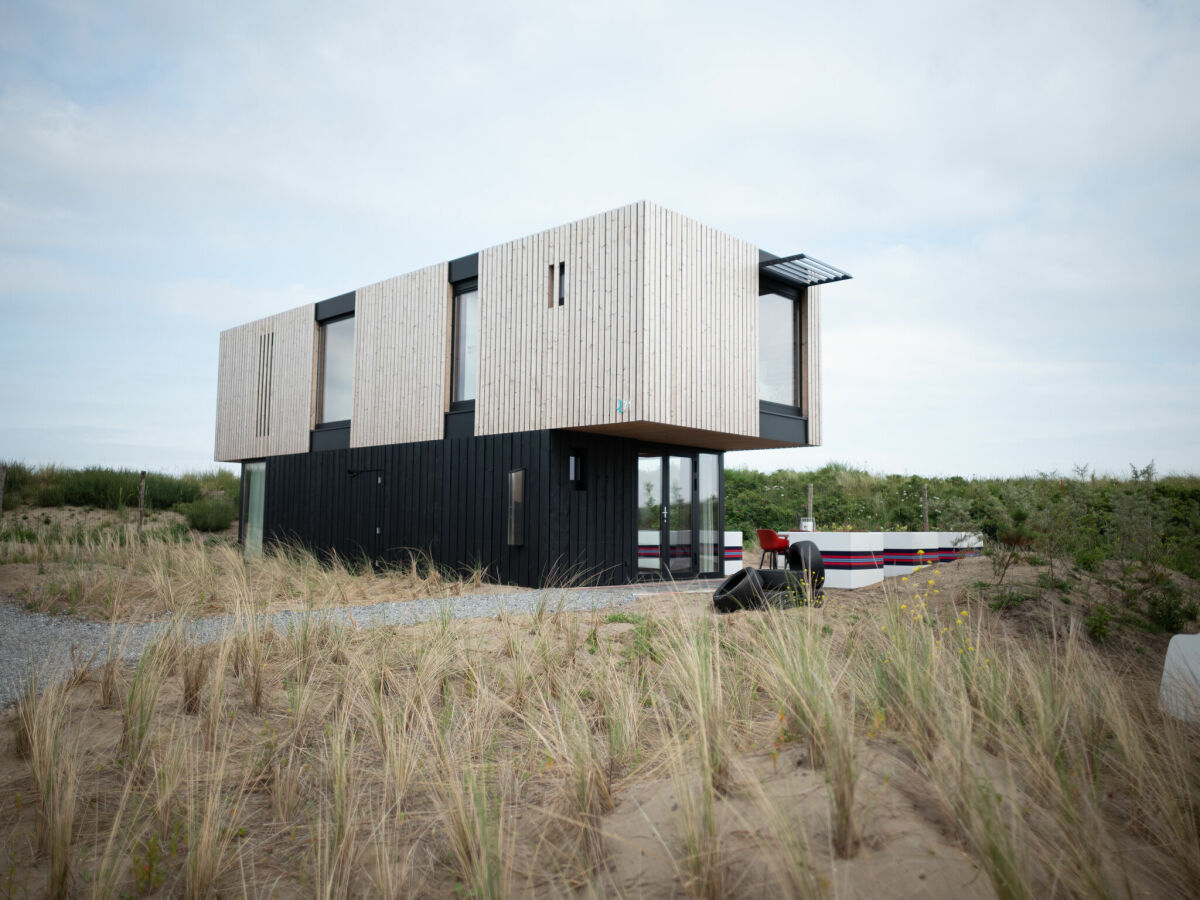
<box><xmin>1073</xmin><ymin>547</ymin><xmax>1107</xmax><ymax>571</ymax></box>
<box><xmin>1085</xmin><ymin>604</ymin><xmax>1113</xmax><ymax>643</ymax></box>
<box><xmin>57</xmin><ymin>467</ymin><xmax>202</xmax><ymax>511</ymax></box>
<box><xmin>183</xmin><ymin>496</ymin><xmax>236</xmax><ymax>532</ymax></box>
<box><xmin>1146</xmin><ymin>589</ymin><xmax>1199</xmax><ymax>633</ymax></box>
<box><xmin>1036</xmin><ymin>572</ymin><xmax>1070</xmax><ymax>592</ymax></box>
<box><xmin>36</xmin><ymin>484</ymin><xmax>66</xmax><ymax>507</ymax></box>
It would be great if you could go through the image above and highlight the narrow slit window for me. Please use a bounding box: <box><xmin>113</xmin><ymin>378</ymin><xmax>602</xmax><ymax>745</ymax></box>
<box><xmin>547</xmin><ymin>264</ymin><xmax>555</xmax><ymax>309</ymax></box>
<box><xmin>507</xmin><ymin>468</ymin><xmax>525</xmax><ymax>546</ymax></box>
<box><xmin>569</xmin><ymin>449</ymin><xmax>586</xmax><ymax>490</ymax></box>
<box><xmin>558</xmin><ymin>261</ymin><xmax>565</xmax><ymax>306</ymax></box>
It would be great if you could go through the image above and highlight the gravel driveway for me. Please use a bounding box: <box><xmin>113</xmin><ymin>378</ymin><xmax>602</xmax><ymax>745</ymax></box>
<box><xmin>0</xmin><ymin>580</ymin><xmax>721</xmax><ymax>708</ymax></box>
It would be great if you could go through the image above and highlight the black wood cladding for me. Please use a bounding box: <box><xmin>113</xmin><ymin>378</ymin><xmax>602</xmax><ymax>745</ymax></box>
<box><xmin>263</xmin><ymin>430</ymin><xmax>637</xmax><ymax>587</ymax></box>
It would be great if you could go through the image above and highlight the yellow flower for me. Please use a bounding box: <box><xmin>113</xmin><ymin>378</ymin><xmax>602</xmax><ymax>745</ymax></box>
<box><xmin>928</xmin><ymin>579</ymin><xmax>935</xmax><ymax>585</ymax></box>
<box><xmin>958</xmin><ymin>648</ymin><xmax>964</xmax><ymax>654</ymax></box>
<box><xmin>941</xmin><ymin>626</ymin><xmax>948</xmax><ymax>633</ymax></box>
<box><xmin>959</xmin><ymin>610</ymin><xmax>968</xmax><ymax>617</ymax></box>
<box><xmin>917</xmin><ymin>549</ymin><xmax>925</xmax><ymax>555</ymax></box>
<box><xmin>901</xmin><ymin>576</ymin><xmax>908</xmax><ymax>582</ymax></box>
<box><xmin>934</xmin><ymin>570</ymin><xmax>941</xmax><ymax>575</ymax></box>
<box><xmin>914</xmin><ymin>594</ymin><xmax>921</xmax><ymax>600</ymax></box>
<box><xmin>881</xmin><ymin>625</ymin><xmax>887</xmax><ymax>631</ymax></box>
<box><xmin>900</xmin><ymin>604</ymin><xmax>907</xmax><ymax>610</ymax></box>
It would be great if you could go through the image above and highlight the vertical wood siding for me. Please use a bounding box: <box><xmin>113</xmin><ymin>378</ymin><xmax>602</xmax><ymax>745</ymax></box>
<box><xmin>640</xmin><ymin>202</ymin><xmax>759</xmax><ymax>438</ymax></box>
<box><xmin>475</xmin><ymin>201</ymin><xmax>760</xmax><ymax>440</ymax></box>
<box><xmin>806</xmin><ymin>287</ymin><xmax>822</xmax><ymax>445</ymax></box>
<box><xmin>215</xmin><ymin>304</ymin><xmax>315</xmax><ymax>462</ymax></box>
<box><xmin>475</xmin><ymin>202</ymin><xmax>645</xmax><ymax>436</ymax></box>
<box><xmin>263</xmin><ymin>430</ymin><xmax>636</xmax><ymax>587</ymax></box>
<box><xmin>350</xmin><ymin>262</ymin><xmax>449</xmax><ymax>448</ymax></box>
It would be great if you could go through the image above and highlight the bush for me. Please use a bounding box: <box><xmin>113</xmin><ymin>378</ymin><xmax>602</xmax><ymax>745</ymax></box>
<box><xmin>1145</xmin><ymin>588</ymin><xmax>1199</xmax><ymax>633</ymax></box>
<box><xmin>1074</xmin><ymin>547</ymin><xmax>1107</xmax><ymax>572</ymax></box>
<box><xmin>1085</xmin><ymin>604</ymin><xmax>1113</xmax><ymax>643</ymax></box>
<box><xmin>36</xmin><ymin>484</ymin><xmax>66</xmax><ymax>507</ymax></box>
<box><xmin>183</xmin><ymin>496</ymin><xmax>236</xmax><ymax>532</ymax></box>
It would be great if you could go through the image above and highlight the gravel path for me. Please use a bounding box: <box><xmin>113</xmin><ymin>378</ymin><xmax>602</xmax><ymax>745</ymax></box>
<box><xmin>0</xmin><ymin>580</ymin><xmax>721</xmax><ymax>709</ymax></box>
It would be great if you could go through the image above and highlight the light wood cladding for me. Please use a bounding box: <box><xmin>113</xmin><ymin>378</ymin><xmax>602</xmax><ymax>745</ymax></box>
<box><xmin>215</xmin><ymin>305</ymin><xmax>315</xmax><ymax>462</ymax></box>
<box><xmin>475</xmin><ymin>202</ymin><xmax>644</xmax><ymax>436</ymax></box>
<box><xmin>216</xmin><ymin>201</ymin><xmax>823</xmax><ymax>461</ymax></box>
<box><xmin>639</xmin><ymin>202</ymin><xmax>759</xmax><ymax>439</ymax></box>
<box><xmin>805</xmin><ymin>287</ymin><xmax>822</xmax><ymax>446</ymax></box>
<box><xmin>350</xmin><ymin>263</ymin><xmax>449</xmax><ymax>448</ymax></box>
<box><xmin>475</xmin><ymin>201</ymin><xmax>760</xmax><ymax>442</ymax></box>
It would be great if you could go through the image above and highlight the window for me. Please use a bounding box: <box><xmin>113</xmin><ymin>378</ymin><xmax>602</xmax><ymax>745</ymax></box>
<box><xmin>569</xmin><ymin>449</ymin><xmax>586</xmax><ymax>490</ymax></box>
<box><xmin>758</xmin><ymin>291</ymin><xmax>798</xmax><ymax>406</ymax></box>
<box><xmin>452</xmin><ymin>285</ymin><xmax>480</xmax><ymax>403</ymax></box>
<box><xmin>242</xmin><ymin>460</ymin><xmax>266</xmax><ymax>559</ymax></box>
<box><xmin>507</xmin><ymin>468</ymin><xmax>525</xmax><ymax>546</ymax></box>
<box><xmin>317</xmin><ymin>315</ymin><xmax>355</xmax><ymax>424</ymax></box>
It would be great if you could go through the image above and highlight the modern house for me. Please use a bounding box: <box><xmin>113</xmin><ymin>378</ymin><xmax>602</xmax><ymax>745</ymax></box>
<box><xmin>214</xmin><ymin>201</ymin><xmax>850</xmax><ymax>586</ymax></box>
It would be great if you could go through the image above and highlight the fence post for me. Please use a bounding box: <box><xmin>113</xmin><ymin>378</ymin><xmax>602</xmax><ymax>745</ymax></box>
<box><xmin>922</xmin><ymin>484</ymin><xmax>929</xmax><ymax>531</ymax></box>
<box><xmin>0</xmin><ymin>464</ymin><xmax>6</xmax><ymax>517</ymax></box>
<box><xmin>138</xmin><ymin>470</ymin><xmax>146</xmax><ymax>539</ymax></box>
<box><xmin>807</xmin><ymin>483</ymin><xmax>813</xmax><ymax>520</ymax></box>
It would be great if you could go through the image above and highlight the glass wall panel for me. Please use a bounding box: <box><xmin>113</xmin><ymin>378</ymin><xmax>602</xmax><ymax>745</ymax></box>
<box><xmin>243</xmin><ymin>461</ymin><xmax>266</xmax><ymax>560</ymax></box>
<box><xmin>452</xmin><ymin>289</ymin><xmax>480</xmax><ymax>402</ymax></box>
<box><xmin>667</xmin><ymin>455</ymin><xmax>693</xmax><ymax>574</ymax></box>
<box><xmin>758</xmin><ymin>292</ymin><xmax>796</xmax><ymax>405</ymax></box>
<box><xmin>637</xmin><ymin>455</ymin><xmax>662</xmax><ymax>572</ymax></box>
<box><xmin>698</xmin><ymin>452</ymin><xmax>720</xmax><ymax>574</ymax></box>
<box><xmin>319</xmin><ymin>316</ymin><xmax>355</xmax><ymax>423</ymax></box>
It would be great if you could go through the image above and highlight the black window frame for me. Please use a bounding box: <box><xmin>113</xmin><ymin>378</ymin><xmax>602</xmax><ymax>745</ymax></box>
<box><xmin>449</xmin><ymin>275</ymin><xmax>479</xmax><ymax>412</ymax></box>
<box><xmin>758</xmin><ymin>274</ymin><xmax>803</xmax><ymax>413</ymax></box>
<box><xmin>315</xmin><ymin>310</ymin><xmax>355</xmax><ymax>428</ymax></box>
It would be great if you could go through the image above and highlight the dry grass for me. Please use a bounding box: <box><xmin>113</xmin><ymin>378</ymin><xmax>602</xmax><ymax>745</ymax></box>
<box><xmin>0</xmin><ymin>523</ymin><xmax>507</xmax><ymax>621</ymax></box>
<box><xmin>0</xmin><ymin>549</ymin><xmax>1198</xmax><ymax>897</ymax></box>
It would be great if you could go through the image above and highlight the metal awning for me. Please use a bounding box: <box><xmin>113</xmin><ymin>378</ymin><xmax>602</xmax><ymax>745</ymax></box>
<box><xmin>760</xmin><ymin>253</ymin><xmax>851</xmax><ymax>288</ymax></box>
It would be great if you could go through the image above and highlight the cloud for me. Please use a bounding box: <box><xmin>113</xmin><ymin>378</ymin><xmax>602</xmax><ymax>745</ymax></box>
<box><xmin>1</xmin><ymin>0</ymin><xmax>1197</xmax><ymax>476</ymax></box>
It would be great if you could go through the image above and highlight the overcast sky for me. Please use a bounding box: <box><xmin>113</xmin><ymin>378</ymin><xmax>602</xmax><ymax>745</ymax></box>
<box><xmin>1</xmin><ymin>0</ymin><xmax>1197</xmax><ymax>478</ymax></box>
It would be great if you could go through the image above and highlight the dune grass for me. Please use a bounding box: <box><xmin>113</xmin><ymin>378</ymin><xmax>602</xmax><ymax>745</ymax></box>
<box><xmin>0</xmin><ymin>541</ymin><xmax>1196</xmax><ymax>898</ymax></box>
<box><xmin>0</xmin><ymin>524</ymin><xmax>492</xmax><ymax>621</ymax></box>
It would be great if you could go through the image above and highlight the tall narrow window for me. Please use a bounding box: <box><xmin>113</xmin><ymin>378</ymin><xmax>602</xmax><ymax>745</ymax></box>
<box><xmin>758</xmin><ymin>292</ymin><xmax>797</xmax><ymax>406</ymax></box>
<box><xmin>318</xmin><ymin>315</ymin><xmax>355</xmax><ymax>424</ymax></box>
<box><xmin>698</xmin><ymin>453</ymin><xmax>720</xmax><ymax>574</ymax></box>
<box><xmin>452</xmin><ymin>286</ymin><xmax>479</xmax><ymax>403</ymax></box>
<box><xmin>558</xmin><ymin>261</ymin><xmax>565</xmax><ymax>306</ymax></box>
<box><xmin>507</xmin><ymin>468</ymin><xmax>525</xmax><ymax>546</ymax></box>
<box><xmin>242</xmin><ymin>460</ymin><xmax>266</xmax><ymax>559</ymax></box>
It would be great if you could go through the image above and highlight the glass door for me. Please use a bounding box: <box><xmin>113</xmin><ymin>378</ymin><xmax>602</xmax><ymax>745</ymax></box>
<box><xmin>636</xmin><ymin>453</ymin><xmax>697</xmax><ymax>579</ymax></box>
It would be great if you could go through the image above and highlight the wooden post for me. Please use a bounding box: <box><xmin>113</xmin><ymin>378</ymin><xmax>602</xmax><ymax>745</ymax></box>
<box><xmin>0</xmin><ymin>464</ymin><xmax>6</xmax><ymax>518</ymax></box>
<box><xmin>922</xmin><ymin>484</ymin><xmax>929</xmax><ymax>531</ymax></box>
<box><xmin>137</xmin><ymin>471</ymin><xmax>146</xmax><ymax>539</ymax></box>
<box><xmin>807</xmin><ymin>483</ymin><xmax>813</xmax><ymax>520</ymax></box>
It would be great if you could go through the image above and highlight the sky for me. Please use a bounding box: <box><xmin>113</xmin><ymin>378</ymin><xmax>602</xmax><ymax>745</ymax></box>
<box><xmin>1</xmin><ymin>0</ymin><xmax>1197</xmax><ymax>478</ymax></box>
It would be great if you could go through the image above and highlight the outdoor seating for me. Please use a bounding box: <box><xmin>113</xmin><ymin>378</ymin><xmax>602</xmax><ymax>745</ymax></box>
<box><xmin>755</xmin><ymin>528</ymin><xmax>789</xmax><ymax>569</ymax></box>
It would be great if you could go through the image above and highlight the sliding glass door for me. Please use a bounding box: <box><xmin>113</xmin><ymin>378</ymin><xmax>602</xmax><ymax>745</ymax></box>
<box><xmin>637</xmin><ymin>451</ymin><xmax>722</xmax><ymax>580</ymax></box>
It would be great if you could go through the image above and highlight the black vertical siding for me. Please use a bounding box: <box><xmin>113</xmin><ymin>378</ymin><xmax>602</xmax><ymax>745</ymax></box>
<box><xmin>263</xmin><ymin>429</ymin><xmax>640</xmax><ymax>587</ymax></box>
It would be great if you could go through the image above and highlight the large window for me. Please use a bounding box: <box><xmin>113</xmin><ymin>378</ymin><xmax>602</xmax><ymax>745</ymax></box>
<box><xmin>452</xmin><ymin>286</ymin><xmax>480</xmax><ymax>403</ymax></box>
<box><xmin>318</xmin><ymin>315</ymin><xmax>355</xmax><ymax>424</ymax></box>
<box><xmin>758</xmin><ymin>291</ymin><xmax>798</xmax><ymax>406</ymax></box>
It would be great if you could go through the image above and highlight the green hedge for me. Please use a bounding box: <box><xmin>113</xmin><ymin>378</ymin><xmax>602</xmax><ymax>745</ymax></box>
<box><xmin>724</xmin><ymin>463</ymin><xmax>1200</xmax><ymax>579</ymax></box>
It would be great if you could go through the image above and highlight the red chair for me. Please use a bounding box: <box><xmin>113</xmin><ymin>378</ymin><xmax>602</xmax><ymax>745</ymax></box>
<box><xmin>755</xmin><ymin>529</ymin><xmax>789</xmax><ymax>569</ymax></box>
